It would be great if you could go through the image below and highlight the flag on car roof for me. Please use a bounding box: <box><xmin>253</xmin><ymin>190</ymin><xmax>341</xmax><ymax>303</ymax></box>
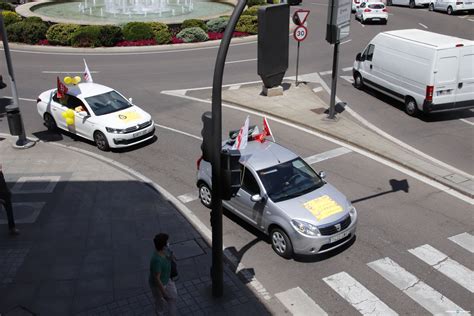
<box><xmin>83</xmin><ymin>59</ymin><xmax>93</xmax><ymax>83</ymax></box>
<box><xmin>263</xmin><ymin>116</ymin><xmax>275</xmax><ymax>142</ymax></box>
<box><xmin>56</xmin><ymin>76</ymin><xmax>68</xmax><ymax>99</ymax></box>
<box><xmin>232</xmin><ymin>116</ymin><xmax>249</xmax><ymax>150</ymax></box>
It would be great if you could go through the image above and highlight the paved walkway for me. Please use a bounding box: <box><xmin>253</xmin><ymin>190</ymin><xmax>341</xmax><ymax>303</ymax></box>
<box><xmin>0</xmin><ymin>135</ymin><xmax>274</xmax><ymax>316</ymax></box>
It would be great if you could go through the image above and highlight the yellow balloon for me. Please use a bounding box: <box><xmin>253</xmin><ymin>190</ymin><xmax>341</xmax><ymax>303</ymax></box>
<box><xmin>66</xmin><ymin>118</ymin><xmax>74</xmax><ymax>125</ymax></box>
<box><xmin>66</xmin><ymin>109</ymin><xmax>75</xmax><ymax>118</ymax></box>
<box><xmin>64</xmin><ymin>76</ymin><xmax>72</xmax><ymax>85</ymax></box>
<box><xmin>73</xmin><ymin>76</ymin><xmax>81</xmax><ymax>84</ymax></box>
<box><xmin>61</xmin><ymin>112</ymin><xmax>67</xmax><ymax>118</ymax></box>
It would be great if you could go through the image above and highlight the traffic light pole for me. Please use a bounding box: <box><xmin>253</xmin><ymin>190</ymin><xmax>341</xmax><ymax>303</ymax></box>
<box><xmin>328</xmin><ymin>41</ymin><xmax>339</xmax><ymax>119</ymax></box>
<box><xmin>210</xmin><ymin>0</ymin><xmax>246</xmax><ymax>298</ymax></box>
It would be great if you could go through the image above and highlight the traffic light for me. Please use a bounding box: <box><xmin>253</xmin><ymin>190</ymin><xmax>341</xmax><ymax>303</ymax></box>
<box><xmin>201</xmin><ymin>111</ymin><xmax>213</xmax><ymax>162</ymax></box>
<box><xmin>221</xmin><ymin>149</ymin><xmax>241</xmax><ymax>200</ymax></box>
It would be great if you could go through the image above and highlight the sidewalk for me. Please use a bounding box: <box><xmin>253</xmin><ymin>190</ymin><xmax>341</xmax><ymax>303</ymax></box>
<box><xmin>0</xmin><ymin>135</ymin><xmax>276</xmax><ymax>316</ymax></box>
<box><xmin>217</xmin><ymin>81</ymin><xmax>474</xmax><ymax>198</ymax></box>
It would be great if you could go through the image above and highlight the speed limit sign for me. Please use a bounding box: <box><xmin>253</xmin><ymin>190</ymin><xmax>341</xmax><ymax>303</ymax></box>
<box><xmin>293</xmin><ymin>25</ymin><xmax>308</xmax><ymax>42</ymax></box>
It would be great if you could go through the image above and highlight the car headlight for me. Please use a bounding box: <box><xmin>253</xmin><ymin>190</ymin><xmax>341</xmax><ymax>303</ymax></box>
<box><xmin>106</xmin><ymin>127</ymin><xmax>125</xmax><ymax>134</ymax></box>
<box><xmin>291</xmin><ymin>219</ymin><xmax>320</xmax><ymax>236</ymax></box>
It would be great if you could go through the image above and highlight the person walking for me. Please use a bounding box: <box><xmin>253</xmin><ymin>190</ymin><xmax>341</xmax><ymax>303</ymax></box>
<box><xmin>149</xmin><ymin>233</ymin><xmax>177</xmax><ymax>316</ymax></box>
<box><xmin>0</xmin><ymin>164</ymin><xmax>19</xmax><ymax>235</ymax></box>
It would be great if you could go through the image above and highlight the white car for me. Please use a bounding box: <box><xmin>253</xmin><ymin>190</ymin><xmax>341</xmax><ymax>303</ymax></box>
<box><xmin>355</xmin><ymin>2</ymin><xmax>388</xmax><ymax>24</ymax></box>
<box><xmin>386</xmin><ymin>0</ymin><xmax>429</xmax><ymax>7</ymax></box>
<box><xmin>37</xmin><ymin>82</ymin><xmax>155</xmax><ymax>151</ymax></box>
<box><xmin>429</xmin><ymin>0</ymin><xmax>474</xmax><ymax>14</ymax></box>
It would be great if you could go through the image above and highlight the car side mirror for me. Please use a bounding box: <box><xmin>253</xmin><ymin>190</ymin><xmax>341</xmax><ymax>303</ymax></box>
<box><xmin>319</xmin><ymin>171</ymin><xmax>327</xmax><ymax>180</ymax></box>
<box><xmin>77</xmin><ymin>111</ymin><xmax>88</xmax><ymax>117</ymax></box>
<box><xmin>250</xmin><ymin>194</ymin><xmax>263</xmax><ymax>203</ymax></box>
<box><xmin>356</xmin><ymin>53</ymin><xmax>362</xmax><ymax>61</ymax></box>
<box><xmin>128</xmin><ymin>97</ymin><xmax>133</xmax><ymax>104</ymax></box>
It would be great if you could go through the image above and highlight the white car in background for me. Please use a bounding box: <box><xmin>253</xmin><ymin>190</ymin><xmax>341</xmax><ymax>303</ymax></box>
<box><xmin>37</xmin><ymin>82</ymin><xmax>155</xmax><ymax>151</ymax></box>
<box><xmin>386</xmin><ymin>0</ymin><xmax>429</xmax><ymax>7</ymax></box>
<box><xmin>355</xmin><ymin>2</ymin><xmax>388</xmax><ymax>24</ymax></box>
<box><xmin>429</xmin><ymin>0</ymin><xmax>474</xmax><ymax>14</ymax></box>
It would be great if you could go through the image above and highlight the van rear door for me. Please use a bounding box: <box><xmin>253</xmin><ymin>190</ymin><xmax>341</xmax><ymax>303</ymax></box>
<box><xmin>433</xmin><ymin>48</ymin><xmax>459</xmax><ymax>109</ymax></box>
<box><xmin>456</xmin><ymin>46</ymin><xmax>474</xmax><ymax>108</ymax></box>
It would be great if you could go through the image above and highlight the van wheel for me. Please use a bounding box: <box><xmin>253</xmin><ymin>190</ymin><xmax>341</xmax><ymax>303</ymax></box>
<box><xmin>409</xmin><ymin>0</ymin><xmax>415</xmax><ymax>8</ymax></box>
<box><xmin>447</xmin><ymin>6</ymin><xmax>453</xmax><ymax>14</ymax></box>
<box><xmin>429</xmin><ymin>3</ymin><xmax>434</xmax><ymax>10</ymax></box>
<box><xmin>199</xmin><ymin>183</ymin><xmax>212</xmax><ymax>209</ymax></box>
<box><xmin>270</xmin><ymin>228</ymin><xmax>293</xmax><ymax>259</ymax></box>
<box><xmin>94</xmin><ymin>131</ymin><xmax>110</xmax><ymax>151</ymax></box>
<box><xmin>44</xmin><ymin>113</ymin><xmax>57</xmax><ymax>131</ymax></box>
<box><xmin>387</xmin><ymin>0</ymin><xmax>392</xmax><ymax>5</ymax></box>
<box><xmin>353</xmin><ymin>73</ymin><xmax>364</xmax><ymax>89</ymax></box>
<box><xmin>405</xmin><ymin>97</ymin><xmax>418</xmax><ymax>116</ymax></box>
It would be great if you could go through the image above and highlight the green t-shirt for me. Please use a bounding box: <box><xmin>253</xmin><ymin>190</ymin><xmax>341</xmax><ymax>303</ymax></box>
<box><xmin>149</xmin><ymin>252</ymin><xmax>171</xmax><ymax>286</ymax></box>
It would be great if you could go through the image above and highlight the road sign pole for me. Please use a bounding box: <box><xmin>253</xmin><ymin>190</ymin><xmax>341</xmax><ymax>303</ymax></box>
<box><xmin>328</xmin><ymin>41</ymin><xmax>340</xmax><ymax>119</ymax></box>
<box><xmin>296</xmin><ymin>41</ymin><xmax>300</xmax><ymax>86</ymax></box>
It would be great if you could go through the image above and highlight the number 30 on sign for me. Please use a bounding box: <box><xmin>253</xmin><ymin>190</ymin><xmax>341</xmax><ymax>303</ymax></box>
<box><xmin>293</xmin><ymin>25</ymin><xmax>308</xmax><ymax>42</ymax></box>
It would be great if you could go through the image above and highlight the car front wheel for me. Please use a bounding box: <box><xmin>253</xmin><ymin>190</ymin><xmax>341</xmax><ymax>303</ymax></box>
<box><xmin>199</xmin><ymin>183</ymin><xmax>212</xmax><ymax>208</ymax></box>
<box><xmin>271</xmin><ymin>228</ymin><xmax>293</xmax><ymax>259</ymax></box>
<box><xmin>94</xmin><ymin>131</ymin><xmax>110</xmax><ymax>151</ymax></box>
<box><xmin>44</xmin><ymin>113</ymin><xmax>57</xmax><ymax>131</ymax></box>
<box><xmin>353</xmin><ymin>72</ymin><xmax>364</xmax><ymax>89</ymax></box>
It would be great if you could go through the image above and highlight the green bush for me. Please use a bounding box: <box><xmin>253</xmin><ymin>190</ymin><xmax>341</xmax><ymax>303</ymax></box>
<box><xmin>206</xmin><ymin>17</ymin><xmax>228</xmax><ymax>33</ymax></box>
<box><xmin>146</xmin><ymin>22</ymin><xmax>170</xmax><ymax>44</ymax></box>
<box><xmin>122</xmin><ymin>22</ymin><xmax>154</xmax><ymax>41</ymax></box>
<box><xmin>1</xmin><ymin>11</ymin><xmax>21</xmax><ymax>27</ymax></box>
<box><xmin>0</xmin><ymin>2</ymin><xmax>15</xmax><ymax>11</ymax></box>
<box><xmin>24</xmin><ymin>16</ymin><xmax>44</xmax><ymax>24</ymax></box>
<box><xmin>6</xmin><ymin>21</ymin><xmax>48</xmax><ymax>44</ymax></box>
<box><xmin>242</xmin><ymin>5</ymin><xmax>261</xmax><ymax>16</ymax></box>
<box><xmin>46</xmin><ymin>23</ymin><xmax>80</xmax><ymax>46</ymax></box>
<box><xmin>71</xmin><ymin>25</ymin><xmax>102</xmax><ymax>47</ymax></box>
<box><xmin>236</xmin><ymin>15</ymin><xmax>258</xmax><ymax>34</ymax></box>
<box><xmin>147</xmin><ymin>21</ymin><xmax>168</xmax><ymax>34</ymax></box>
<box><xmin>99</xmin><ymin>25</ymin><xmax>122</xmax><ymax>46</ymax></box>
<box><xmin>247</xmin><ymin>0</ymin><xmax>266</xmax><ymax>6</ymax></box>
<box><xmin>181</xmin><ymin>19</ymin><xmax>207</xmax><ymax>32</ymax></box>
<box><xmin>176</xmin><ymin>27</ymin><xmax>208</xmax><ymax>43</ymax></box>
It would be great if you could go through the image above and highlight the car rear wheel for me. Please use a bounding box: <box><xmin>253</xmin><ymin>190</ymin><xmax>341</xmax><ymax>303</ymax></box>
<box><xmin>405</xmin><ymin>97</ymin><xmax>418</xmax><ymax>116</ymax></box>
<box><xmin>44</xmin><ymin>113</ymin><xmax>57</xmax><ymax>131</ymax></box>
<box><xmin>94</xmin><ymin>131</ymin><xmax>110</xmax><ymax>151</ymax></box>
<box><xmin>353</xmin><ymin>72</ymin><xmax>364</xmax><ymax>89</ymax></box>
<box><xmin>447</xmin><ymin>5</ymin><xmax>453</xmax><ymax>14</ymax></box>
<box><xmin>387</xmin><ymin>0</ymin><xmax>392</xmax><ymax>5</ymax></box>
<box><xmin>429</xmin><ymin>3</ymin><xmax>434</xmax><ymax>10</ymax></box>
<box><xmin>271</xmin><ymin>228</ymin><xmax>293</xmax><ymax>259</ymax></box>
<box><xmin>199</xmin><ymin>183</ymin><xmax>212</xmax><ymax>208</ymax></box>
<box><xmin>409</xmin><ymin>0</ymin><xmax>415</xmax><ymax>8</ymax></box>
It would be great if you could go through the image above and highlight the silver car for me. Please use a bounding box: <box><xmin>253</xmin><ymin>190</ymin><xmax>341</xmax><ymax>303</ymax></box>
<box><xmin>196</xmin><ymin>140</ymin><xmax>358</xmax><ymax>259</ymax></box>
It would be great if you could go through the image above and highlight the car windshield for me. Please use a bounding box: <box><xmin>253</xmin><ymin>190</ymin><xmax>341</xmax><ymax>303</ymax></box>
<box><xmin>257</xmin><ymin>158</ymin><xmax>324</xmax><ymax>203</ymax></box>
<box><xmin>369</xmin><ymin>3</ymin><xmax>384</xmax><ymax>8</ymax></box>
<box><xmin>85</xmin><ymin>90</ymin><xmax>132</xmax><ymax>116</ymax></box>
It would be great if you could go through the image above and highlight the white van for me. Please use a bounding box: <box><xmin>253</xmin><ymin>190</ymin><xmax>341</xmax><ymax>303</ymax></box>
<box><xmin>429</xmin><ymin>0</ymin><xmax>474</xmax><ymax>15</ymax></box>
<box><xmin>387</xmin><ymin>0</ymin><xmax>429</xmax><ymax>7</ymax></box>
<box><xmin>352</xmin><ymin>29</ymin><xmax>474</xmax><ymax>116</ymax></box>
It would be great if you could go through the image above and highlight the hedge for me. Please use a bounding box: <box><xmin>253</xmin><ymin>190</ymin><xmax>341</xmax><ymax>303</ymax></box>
<box><xmin>99</xmin><ymin>25</ymin><xmax>122</xmax><ymax>46</ymax></box>
<box><xmin>181</xmin><ymin>19</ymin><xmax>207</xmax><ymax>32</ymax></box>
<box><xmin>71</xmin><ymin>25</ymin><xmax>102</xmax><ymax>47</ymax></box>
<box><xmin>1</xmin><ymin>11</ymin><xmax>21</xmax><ymax>27</ymax></box>
<box><xmin>242</xmin><ymin>5</ymin><xmax>261</xmax><ymax>16</ymax></box>
<box><xmin>247</xmin><ymin>0</ymin><xmax>266</xmax><ymax>6</ymax></box>
<box><xmin>122</xmin><ymin>22</ymin><xmax>154</xmax><ymax>41</ymax></box>
<box><xmin>206</xmin><ymin>17</ymin><xmax>228</xmax><ymax>33</ymax></box>
<box><xmin>176</xmin><ymin>27</ymin><xmax>208</xmax><ymax>43</ymax></box>
<box><xmin>236</xmin><ymin>15</ymin><xmax>258</xmax><ymax>34</ymax></box>
<box><xmin>24</xmin><ymin>16</ymin><xmax>44</xmax><ymax>24</ymax></box>
<box><xmin>6</xmin><ymin>21</ymin><xmax>48</xmax><ymax>44</ymax></box>
<box><xmin>0</xmin><ymin>2</ymin><xmax>15</xmax><ymax>11</ymax></box>
<box><xmin>147</xmin><ymin>22</ymin><xmax>171</xmax><ymax>44</ymax></box>
<box><xmin>46</xmin><ymin>23</ymin><xmax>80</xmax><ymax>46</ymax></box>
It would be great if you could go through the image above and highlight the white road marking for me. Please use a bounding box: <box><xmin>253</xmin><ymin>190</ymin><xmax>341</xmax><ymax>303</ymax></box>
<box><xmin>340</xmin><ymin>75</ymin><xmax>354</xmax><ymax>83</ymax></box>
<box><xmin>469</xmin><ymin>19</ymin><xmax>474</xmax><ymax>22</ymax></box>
<box><xmin>459</xmin><ymin>15</ymin><xmax>468</xmax><ymax>18</ymax></box>
<box><xmin>304</xmin><ymin>147</ymin><xmax>352</xmax><ymax>165</ymax></box>
<box><xmin>319</xmin><ymin>70</ymin><xmax>333</xmax><ymax>76</ymax></box>
<box><xmin>275</xmin><ymin>287</ymin><xmax>328</xmax><ymax>316</ymax></box>
<box><xmin>42</xmin><ymin>71</ymin><xmax>99</xmax><ymax>74</ymax></box>
<box><xmin>323</xmin><ymin>272</ymin><xmax>398</xmax><ymax>316</ymax></box>
<box><xmin>154</xmin><ymin>123</ymin><xmax>202</xmax><ymax>141</ymax></box>
<box><xmin>368</xmin><ymin>257</ymin><xmax>467</xmax><ymax>315</ymax></box>
<box><xmin>225</xmin><ymin>58</ymin><xmax>257</xmax><ymax>64</ymax></box>
<box><xmin>161</xmin><ymin>88</ymin><xmax>474</xmax><ymax>205</ymax></box>
<box><xmin>418</xmin><ymin>23</ymin><xmax>428</xmax><ymax>29</ymax></box>
<box><xmin>177</xmin><ymin>191</ymin><xmax>199</xmax><ymax>204</ymax></box>
<box><xmin>448</xmin><ymin>232</ymin><xmax>474</xmax><ymax>253</ymax></box>
<box><xmin>460</xmin><ymin>119</ymin><xmax>474</xmax><ymax>126</ymax></box>
<box><xmin>312</xmin><ymin>86</ymin><xmax>323</xmax><ymax>93</ymax></box>
<box><xmin>228</xmin><ymin>85</ymin><xmax>241</xmax><ymax>90</ymax></box>
<box><xmin>3</xmin><ymin>96</ymin><xmax>37</xmax><ymax>102</ymax></box>
<box><xmin>310</xmin><ymin>2</ymin><xmax>329</xmax><ymax>5</ymax></box>
<box><xmin>409</xmin><ymin>244</ymin><xmax>474</xmax><ymax>292</ymax></box>
<box><xmin>341</xmin><ymin>39</ymin><xmax>352</xmax><ymax>45</ymax></box>
<box><xmin>342</xmin><ymin>67</ymin><xmax>353</xmax><ymax>72</ymax></box>
<box><xmin>361</xmin><ymin>24</ymin><xmax>365</xmax><ymax>28</ymax></box>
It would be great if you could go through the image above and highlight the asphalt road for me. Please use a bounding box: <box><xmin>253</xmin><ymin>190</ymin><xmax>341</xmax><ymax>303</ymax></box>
<box><xmin>0</xmin><ymin>2</ymin><xmax>473</xmax><ymax>314</ymax></box>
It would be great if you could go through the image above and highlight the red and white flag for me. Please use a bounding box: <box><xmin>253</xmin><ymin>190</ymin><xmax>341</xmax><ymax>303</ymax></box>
<box><xmin>263</xmin><ymin>116</ymin><xmax>275</xmax><ymax>142</ymax></box>
<box><xmin>57</xmin><ymin>76</ymin><xmax>68</xmax><ymax>99</ymax></box>
<box><xmin>232</xmin><ymin>116</ymin><xmax>249</xmax><ymax>150</ymax></box>
<box><xmin>83</xmin><ymin>59</ymin><xmax>93</xmax><ymax>83</ymax></box>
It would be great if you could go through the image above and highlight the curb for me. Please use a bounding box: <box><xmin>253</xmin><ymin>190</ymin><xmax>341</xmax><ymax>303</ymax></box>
<box><xmin>0</xmin><ymin>133</ymin><xmax>284</xmax><ymax>315</ymax></box>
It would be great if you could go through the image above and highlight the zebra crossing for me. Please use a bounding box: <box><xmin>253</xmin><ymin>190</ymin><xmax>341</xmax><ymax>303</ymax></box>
<box><xmin>277</xmin><ymin>232</ymin><xmax>473</xmax><ymax>315</ymax></box>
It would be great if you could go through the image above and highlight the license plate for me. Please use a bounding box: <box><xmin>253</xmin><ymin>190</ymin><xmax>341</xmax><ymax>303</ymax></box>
<box><xmin>372</xmin><ymin>18</ymin><xmax>380</xmax><ymax>20</ymax></box>
<box><xmin>330</xmin><ymin>231</ymin><xmax>350</xmax><ymax>243</ymax></box>
<box><xmin>133</xmin><ymin>129</ymin><xmax>148</xmax><ymax>138</ymax></box>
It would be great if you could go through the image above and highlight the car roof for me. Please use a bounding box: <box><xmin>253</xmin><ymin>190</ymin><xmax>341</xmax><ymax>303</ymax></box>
<box><xmin>225</xmin><ymin>140</ymin><xmax>299</xmax><ymax>171</ymax></box>
<box><xmin>383</xmin><ymin>29</ymin><xmax>472</xmax><ymax>49</ymax></box>
<box><xmin>66</xmin><ymin>83</ymin><xmax>114</xmax><ymax>99</ymax></box>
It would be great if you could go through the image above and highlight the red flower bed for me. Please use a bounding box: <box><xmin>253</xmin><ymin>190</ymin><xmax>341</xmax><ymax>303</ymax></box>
<box><xmin>37</xmin><ymin>39</ymin><xmax>49</xmax><ymax>46</ymax></box>
<box><xmin>116</xmin><ymin>39</ymin><xmax>157</xmax><ymax>46</ymax></box>
<box><xmin>171</xmin><ymin>37</ymin><xmax>184</xmax><ymax>44</ymax></box>
<box><xmin>208</xmin><ymin>31</ymin><xmax>249</xmax><ymax>40</ymax></box>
